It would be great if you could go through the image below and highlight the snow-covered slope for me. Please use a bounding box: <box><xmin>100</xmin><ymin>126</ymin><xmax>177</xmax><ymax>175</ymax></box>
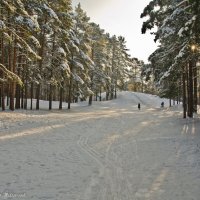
<box><xmin>104</xmin><ymin>91</ymin><xmax>170</xmax><ymax>108</ymax></box>
<box><xmin>0</xmin><ymin>91</ymin><xmax>199</xmax><ymax>200</ymax></box>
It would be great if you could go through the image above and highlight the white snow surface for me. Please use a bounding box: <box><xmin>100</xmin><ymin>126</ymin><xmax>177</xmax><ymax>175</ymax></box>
<box><xmin>0</xmin><ymin>91</ymin><xmax>200</xmax><ymax>200</ymax></box>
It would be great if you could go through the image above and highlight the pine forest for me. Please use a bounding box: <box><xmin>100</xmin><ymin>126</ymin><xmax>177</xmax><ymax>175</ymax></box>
<box><xmin>0</xmin><ymin>0</ymin><xmax>200</xmax><ymax>119</ymax></box>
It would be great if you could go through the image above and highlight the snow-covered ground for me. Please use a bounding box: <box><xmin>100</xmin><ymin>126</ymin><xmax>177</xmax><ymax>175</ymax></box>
<box><xmin>0</xmin><ymin>91</ymin><xmax>200</xmax><ymax>200</ymax></box>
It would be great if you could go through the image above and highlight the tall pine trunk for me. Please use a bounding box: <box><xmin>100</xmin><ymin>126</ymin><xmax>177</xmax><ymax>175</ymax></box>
<box><xmin>193</xmin><ymin>62</ymin><xmax>197</xmax><ymax>113</ymax></box>
<box><xmin>36</xmin><ymin>84</ymin><xmax>40</xmax><ymax>110</ymax></box>
<box><xmin>182</xmin><ymin>67</ymin><xmax>187</xmax><ymax>118</ymax></box>
<box><xmin>49</xmin><ymin>31</ymin><xmax>56</xmax><ymax>110</ymax></box>
<box><xmin>169</xmin><ymin>98</ymin><xmax>172</xmax><ymax>107</ymax></box>
<box><xmin>114</xmin><ymin>85</ymin><xmax>117</xmax><ymax>99</ymax></box>
<box><xmin>24</xmin><ymin>69</ymin><xmax>28</xmax><ymax>109</ymax></box>
<box><xmin>30</xmin><ymin>82</ymin><xmax>33</xmax><ymax>110</ymax></box>
<box><xmin>68</xmin><ymin>55</ymin><xmax>73</xmax><ymax>109</ymax></box>
<box><xmin>88</xmin><ymin>95</ymin><xmax>92</xmax><ymax>106</ymax></box>
<box><xmin>21</xmin><ymin>86</ymin><xmax>24</xmax><ymax>109</ymax></box>
<box><xmin>188</xmin><ymin>60</ymin><xmax>193</xmax><ymax>118</ymax></box>
<box><xmin>0</xmin><ymin>34</ymin><xmax>5</xmax><ymax>110</ymax></box>
<box><xmin>99</xmin><ymin>87</ymin><xmax>102</xmax><ymax>101</ymax></box>
<box><xmin>1</xmin><ymin>84</ymin><xmax>5</xmax><ymax>111</ymax></box>
<box><xmin>110</xmin><ymin>41</ymin><xmax>115</xmax><ymax>100</ymax></box>
<box><xmin>106</xmin><ymin>90</ymin><xmax>109</xmax><ymax>100</ymax></box>
<box><xmin>68</xmin><ymin>77</ymin><xmax>72</xmax><ymax>109</ymax></box>
<box><xmin>15</xmin><ymin>55</ymin><xmax>22</xmax><ymax>109</ymax></box>
<box><xmin>6</xmin><ymin>85</ymin><xmax>9</xmax><ymax>106</ymax></box>
<box><xmin>9</xmin><ymin>37</ymin><xmax>17</xmax><ymax>111</ymax></box>
<box><xmin>88</xmin><ymin>47</ymin><xmax>94</xmax><ymax>105</ymax></box>
<box><xmin>49</xmin><ymin>83</ymin><xmax>52</xmax><ymax>110</ymax></box>
<box><xmin>36</xmin><ymin>21</ymin><xmax>46</xmax><ymax>110</ymax></box>
<box><xmin>59</xmin><ymin>82</ymin><xmax>64</xmax><ymax>110</ymax></box>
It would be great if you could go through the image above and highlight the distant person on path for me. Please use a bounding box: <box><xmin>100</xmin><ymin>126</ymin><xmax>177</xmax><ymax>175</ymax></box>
<box><xmin>161</xmin><ymin>101</ymin><xmax>164</xmax><ymax>108</ymax></box>
<box><xmin>138</xmin><ymin>103</ymin><xmax>141</xmax><ymax>110</ymax></box>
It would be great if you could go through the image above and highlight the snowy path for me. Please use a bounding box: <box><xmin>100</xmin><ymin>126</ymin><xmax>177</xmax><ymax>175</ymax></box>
<box><xmin>0</xmin><ymin>91</ymin><xmax>200</xmax><ymax>200</ymax></box>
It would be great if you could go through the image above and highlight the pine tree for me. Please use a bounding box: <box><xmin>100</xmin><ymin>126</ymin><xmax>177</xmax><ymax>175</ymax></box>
<box><xmin>141</xmin><ymin>0</ymin><xmax>200</xmax><ymax>118</ymax></box>
<box><xmin>0</xmin><ymin>0</ymin><xmax>40</xmax><ymax>111</ymax></box>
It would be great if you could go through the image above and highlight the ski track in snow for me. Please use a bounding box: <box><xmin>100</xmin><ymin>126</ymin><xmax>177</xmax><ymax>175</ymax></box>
<box><xmin>0</xmin><ymin>91</ymin><xmax>200</xmax><ymax>200</ymax></box>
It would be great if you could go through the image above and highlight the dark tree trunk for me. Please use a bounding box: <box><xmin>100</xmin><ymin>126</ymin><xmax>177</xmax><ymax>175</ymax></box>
<box><xmin>15</xmin><ymin>84</ymin><xmax>21</xmax><ymax>109</ymax></box>
<box><xmin>6</xmin><ymin>85</ymin><xmax>9</xmax><ymax>106</ymax></box>
<box><xmin>0</xmin><ymin>34</ymin><xmax>2</xmax><ymax>108</ymax></box>
<box><xmin>24</xmin><ymin>86</ymin><xmax>27</xmax><ymax>109</ymax></box>
<box><xmin>68</xmin><ymin>81</ymin><xmax>72</xmax><ymax>109</ymax></box>
<box><xmin>99</xmin><ymin>87</ymin><xmax>102</xmax><ymax>101</ymax></box>
<box><xmin>182</xmin><ymin>68</ymin><xmax>187</xmax><ymax>118</ymax></box>
<box><xmin>88</xmin><ymin>79</ymin><xmax>93</xmax><ymax>105</ymax></box>
<box><xmin>9</xmin><ymin>82</ymin><xmax>15</xmax><ymax>111</ymax></box>
<box><xmin>9</xmin><ymin>38</ymin><xmax>17</xmax><ymax>111</ymax></box>
<box><xmin>36</xmin><ymin>21</ymin><xmax>46</xmax><ymax>110</ymax></box>
<box><xmin>110</xmin><ymin>88</ymin><xmax>114</xmax><ymax>100</ymax></box>
<box><xmin>1</xmin><ymin>84</ymin><xmax>5</xmax><ymax>111</ymax></box>
<box><xmin>0</xmin><ymin>87</ymin><xmax>2</xmax><ymax>108</ymax></box>
<box><xmin>72</xmin><ymin>85</ymin><xmax>75</xmax><ymax>103</ymax></box>
<box><xmin>0</xmin><ymin>34</ymin><xmax>5</xmax><ymax>111</ymax></box>
<box><xmin>24</xmin><ymin>71</ymin><xmax>28</xmax><ymax>109</ymax></box>
<box><xmin>59</xmin><ymin>82</ymin><xmax>64</xmax><ymax>110</ymax></box>
<box><xmin>49</xmin><ymin>31</ymin><xmax>56</xmax><ymax>110</ymax></box>
<box><xmin>30</xmin><ymin>82</ymin><xmax>33</xmax><ymax>110</ymax></box>
<box><xmin>95</xmin><ymin>92</ymin><xmax>98</xmax><ymax>101</ymax></box>
<box><xmin>114</xmin><ymin>86</ymin><xmax>117</xmax><ymax>99</ymax></box>
<box><xmin>36</xmin><ymin>84</ymin><xmax>40</xmax><ymax>110</ymax></box>
<box><xmin>68</xmin><ymin>68</ymin><xmax>73</xmax><ymax>110</ymax></box>
<box><xmin>15</xmin><ymin>55</ymin><xmax>22</xmax><ymax>109</ymax></box>
<box><xmin>49</xmin><ymin>84</ymin><xmax>52</xmax><ymax>110</ymax></box>
<box><xmin>188</xmin><ymin>60</ymin><xmax>193</xmax><ymax>118</ymax></box>
<box><xmin>193</xmin><ymin>63</ymin><xmax>197</xmax><ymax>113</ymax></box>
<box><xmin>21</xmin><ymin>86</ymin><xmax>24</xmax><ymax>109</ymax></box>
<box><xmin>88</xmin><ymin>95</ymin><xmax>92</xmax><ymax>106</ymax></box>
<box><xmin>106</xmin><ymin>91</ymin><xmax>109</xmax><ymax>100</ymax></box>
<box><xmin>68</xmin><ymin>52</ymin><xmax>76</xmax><ymax>109</ymax></box>
<box><xmin>110</xmin><ymin>41</ymin><xmax>115</xmax><ymax>100</ymax></box>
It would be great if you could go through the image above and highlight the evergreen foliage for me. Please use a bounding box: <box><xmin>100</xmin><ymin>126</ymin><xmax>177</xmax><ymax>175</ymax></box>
<box><xmin>141</xmin><ymin>0</ymin><xmax>200</xmax><ymax>117</ymax></box>
<box><xmin>0</xmin><ymin>1</ymin><xmax>142</xmax><ymax>111</ymax></box>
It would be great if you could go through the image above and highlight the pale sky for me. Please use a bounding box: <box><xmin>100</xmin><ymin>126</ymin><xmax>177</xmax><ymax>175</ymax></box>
<box><xmin>72</xmin><ymin>0</ymin><xmax>158</xmax><ymax>63</ymax></box>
